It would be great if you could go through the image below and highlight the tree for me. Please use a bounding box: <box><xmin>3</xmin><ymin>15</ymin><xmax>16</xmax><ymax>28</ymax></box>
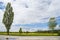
<box><xmin>19</xmin><ymin>28</ymin><xmax>22</xmax><ymax>33</ymax></box>
<box><xmin>48</xmin><ymin>17</ymin><xmax>57</xmax><ymax>33</ymax></box>
<box><xmin>58</xmin><ymin>25</ymin><xmax>60</xmax><ymax>36</ymax></box>
<box><xmin>26</xmin><ymin>31</ymin><xmax>29</xmax><ymax>33</ymax></box>
<box><xmin>2</xmin><ymin>3</ymin><xmax>14</xmax><ymax>35</ymax></box>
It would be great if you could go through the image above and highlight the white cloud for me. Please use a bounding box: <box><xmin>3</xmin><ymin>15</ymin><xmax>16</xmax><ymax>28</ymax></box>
<box><xmin>55</xmin><ymin>25</ymin><xmax>60</xmax><ymax>30</ymax></box>
<box><xmin>10</xmin><ymin>25</ymin><xmax>20</xmax><ymax>32</ymax></box>
<box><xmin>11</xmin><ymin>0</ymin><xmax>52</xmax><ymax>24</ymax></box>
<box><xmin>47</xmin><ymin>0</ymin><xmax>60</xmax><ymax>17</ymax></box>
<box><xmin>0</xmin><ymin>10</ymin><xmax>6</xmax><ymax>32</ymax></box>
<box><xmin>0</xmin><ymin>0</ymin><xmax>60</xmax><ymax>31</ymax></box>
<box><xmin>48</xmin><ymin>0</ymin><xmax>60</xmax><ymax>12</ymax></box>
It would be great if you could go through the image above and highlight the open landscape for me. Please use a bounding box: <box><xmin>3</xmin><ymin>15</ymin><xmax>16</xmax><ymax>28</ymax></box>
<box><xmin>0</xmin><ymin>31</ymin><xmax>59</xmax><ymax>36</ymax></box>
<box><xmin>0</xmin><ymin>0</ymin><xmax>60</xmax><ymax>40</ymax></box>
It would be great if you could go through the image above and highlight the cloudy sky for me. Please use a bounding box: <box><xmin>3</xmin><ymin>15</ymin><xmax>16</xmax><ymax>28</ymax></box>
<box><xmin>0</xmin><ymin>0</ymin><xmax>60</xmax><ymax>32</ymax></box>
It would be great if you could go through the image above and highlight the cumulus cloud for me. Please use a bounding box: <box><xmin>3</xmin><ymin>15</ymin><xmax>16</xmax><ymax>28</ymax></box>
<box><xmin>0</xmin><ymin>0</ymin><xmax>60</xmax><ymax>32</ymax></box>
<box><xmin>11</xmin><ymin>0</ymin><xmax>52</xmax><ymax>24</ymax></box>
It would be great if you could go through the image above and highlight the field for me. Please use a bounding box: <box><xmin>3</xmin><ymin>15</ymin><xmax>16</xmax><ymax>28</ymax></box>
<box><xmin>0</xmin><ymin>32</ymin><xmax>58</xmax><ymax>36</ymax></box>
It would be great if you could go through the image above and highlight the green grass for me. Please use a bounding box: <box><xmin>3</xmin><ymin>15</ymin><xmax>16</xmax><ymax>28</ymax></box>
<box><xmin>0</xmin><ymin>32</ymin><xmax>58</xmax><ymax>36</ymax></box>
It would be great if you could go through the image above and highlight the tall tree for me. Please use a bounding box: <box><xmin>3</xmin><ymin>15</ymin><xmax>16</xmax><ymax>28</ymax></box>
<box><xmin>19</xmin><ymin>28</ymin><xmax>22</xmax><ymax>33</ymax></box>
<box><xmin>48</xmin><ymin>17</ymin><xmax>57</xmax><ymax>33</ymax></box>
<box><xmin>2</xmin><ymin>3</ymin><xmax>14</xmax><ymax>35</ymax></box>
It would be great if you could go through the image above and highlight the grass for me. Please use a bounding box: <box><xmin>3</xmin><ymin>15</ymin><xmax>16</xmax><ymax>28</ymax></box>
<box><xmin>0</xmin><ymin>32</ymin><xmax>58</xmax><ymax>36</ymax></box>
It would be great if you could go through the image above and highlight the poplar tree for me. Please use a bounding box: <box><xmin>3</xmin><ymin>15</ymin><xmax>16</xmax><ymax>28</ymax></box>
<box><xmin>2</xmin><ymin>3</ymin><xmax>14</xmax><ymax>35</ymax></box>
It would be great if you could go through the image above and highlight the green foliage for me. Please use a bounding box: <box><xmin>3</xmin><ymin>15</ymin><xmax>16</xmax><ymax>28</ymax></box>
<box><xmin>48</xmin><ymin>17</ymin><xmax>57</xmax><ymax>35</ymax></box>
<box><xmin>19</xmin><ymin>28</ymin><xmax>22</xmax><ymax>33</ymax></box>
<box><xmin>58</xmin><ymin>25</ymin><xmax>60</xmax><ymax>35</ymax></box>
<box><xmin>26</xmin><ymin>31</ymin><xmax>29</xmax><ymax>33</ymax></box>
<box><xmin>58</xmin><ymin>31</ymin><xmax>60</xmax><ymax>36</ymax></box>
<box><xmin>48</xmin><ymin>17</ymin><xmax>57</xmax><ymax>30</ymax></box>
<box><xmin>2</xmin><ymin>3</ymin><xmax>14</xmax><ymax>35</ymax></box>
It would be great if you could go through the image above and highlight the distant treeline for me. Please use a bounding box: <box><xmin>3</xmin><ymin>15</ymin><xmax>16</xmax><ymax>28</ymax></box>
<box><xmin>0</xmin><ymin>30</ymin><xmax>60</xmax><ymax>33</ymax></box>
<box><xmin>34</xmin><ymin>30</ymin><xmax>60</xmax><ymax>33</ymax></box>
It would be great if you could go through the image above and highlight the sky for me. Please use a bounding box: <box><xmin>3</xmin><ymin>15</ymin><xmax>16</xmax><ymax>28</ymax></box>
<box><xmin>0</xmin><ymin>0</ymin><xmax>60</xmax><ymax>32</ymax></box>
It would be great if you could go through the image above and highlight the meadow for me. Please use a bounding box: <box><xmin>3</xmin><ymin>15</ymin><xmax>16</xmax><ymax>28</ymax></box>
<box><xmin>0</xmin><ymin>32</ymin><xmax>58</xmax><ymax>36</ymax></box>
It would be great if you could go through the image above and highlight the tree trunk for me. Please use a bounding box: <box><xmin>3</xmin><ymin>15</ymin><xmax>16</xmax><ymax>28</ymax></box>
<box><xmin>7</xmin><ymin>29</ymin><xmax>9</xmax><ymax>35</ymax></box>
<box><xmin>52</xmin><ymin>29</ymin><xmax>54</xmax><ymax>36</ymax></box>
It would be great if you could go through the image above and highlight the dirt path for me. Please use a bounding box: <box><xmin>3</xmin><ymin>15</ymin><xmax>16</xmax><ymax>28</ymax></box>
<box><xmin>0</xmin><ymin>35</ymin><xmax>60</xmax><ymax>40</ymax></box>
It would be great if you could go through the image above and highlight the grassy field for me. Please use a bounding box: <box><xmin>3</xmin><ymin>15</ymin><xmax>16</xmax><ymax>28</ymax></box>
<box><xmin>0</xmin><ymin>32</ymin><xmax>58</xmax><ymax>36</ymax></box>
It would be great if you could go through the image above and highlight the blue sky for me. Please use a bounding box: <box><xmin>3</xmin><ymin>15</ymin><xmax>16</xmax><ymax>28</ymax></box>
<box><xmin>0</xmin><ymin>0</ymin><xmax>60</xmax><ymax>32</ymax></box>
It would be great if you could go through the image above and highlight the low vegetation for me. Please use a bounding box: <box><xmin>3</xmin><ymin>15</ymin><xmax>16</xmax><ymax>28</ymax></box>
<box><xmin>0</xmin><ymin>32</ymin><xmax>59</xmax><ymax>36</ymax></box>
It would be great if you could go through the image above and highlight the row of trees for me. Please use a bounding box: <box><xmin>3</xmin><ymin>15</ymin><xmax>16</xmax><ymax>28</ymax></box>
<box><xmin>2</xmin><ymin>2</ymin><xmax>60</xmax><ymax>35</ymax></box>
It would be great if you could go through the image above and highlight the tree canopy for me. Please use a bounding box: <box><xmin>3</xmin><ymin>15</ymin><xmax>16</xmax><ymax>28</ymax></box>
<box><xmin>2</xmin><ymin>3</ymin><xmax>14</xmax><ymax>35</ymax></box>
